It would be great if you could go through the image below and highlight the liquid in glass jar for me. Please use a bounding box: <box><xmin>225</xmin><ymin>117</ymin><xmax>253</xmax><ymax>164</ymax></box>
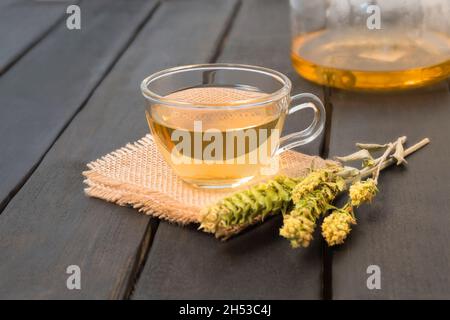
<box><xmin>291</xmin><ymin>29</ymin><xmax>450</xmax><ymax>90</ymax></box>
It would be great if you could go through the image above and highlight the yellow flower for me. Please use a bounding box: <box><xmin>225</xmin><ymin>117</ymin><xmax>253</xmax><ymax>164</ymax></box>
<box><xmin>349</xmin><ymin>178</ymin><xmax>378</xmax><ymax>207</ymax></box>
<box><xmin>280</xmin><ymin>212</ymin><xmax>316</xmax><ymax>248</ymax></box>
<box><xmin>321</xmin><ymin>208</ymin><xmax>356</xmax><ymax>246</ymax></box>
<box><xmin>280</xmin><ymin>171</ymin><xmax>346</xmax><ymax>248</ymax></box>
<box><xmin>291</xmin><ymin>170</ymin><xmax>329</xmax><ymax>203</ymax></box>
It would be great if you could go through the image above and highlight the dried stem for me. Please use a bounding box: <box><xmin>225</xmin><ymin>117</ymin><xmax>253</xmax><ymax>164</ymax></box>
<box><xmin>337</xmin><ymin>137</ymin><xmax>430</xmax><ymax>185</ymax></box>
<box><xmin>373</xmin><ymin>142</ymin><xmax>394</xmax><ymax>182</ymax></box>
<box><xmin>321</xmin><ymin>137</ymin><xmax>429</xmax><ymax>247</ymax></box>
<box><xmin>360</xmin><ymin>138</ymin><xmax>430</xmax><ymax>180</ymax></box>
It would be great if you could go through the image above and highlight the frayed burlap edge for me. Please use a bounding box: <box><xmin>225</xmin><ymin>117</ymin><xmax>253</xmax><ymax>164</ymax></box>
<box><xmin>84</xmin><ymin>172</ymin><xmax>201</xmax><ymax>224</ymax></box>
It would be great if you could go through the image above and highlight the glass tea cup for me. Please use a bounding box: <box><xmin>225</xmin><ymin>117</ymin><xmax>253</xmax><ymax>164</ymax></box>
<box><xmin>141</xmin><ymin>64</ymin><xmax>325</xmax><ymax>188</ymax></box>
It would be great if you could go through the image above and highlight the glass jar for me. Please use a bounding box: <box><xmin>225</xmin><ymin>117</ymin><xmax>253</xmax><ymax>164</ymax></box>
<box><xmin>290</xmin><ymin>0</ymin><xmax>450</xmax><ymax>90</ymax></box>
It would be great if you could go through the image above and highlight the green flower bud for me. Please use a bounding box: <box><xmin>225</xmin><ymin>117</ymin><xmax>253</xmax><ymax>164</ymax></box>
<box><xmin>199</xmin><ymin>176</ymin><xmax>302</xmax><ymax>238</ymax></box>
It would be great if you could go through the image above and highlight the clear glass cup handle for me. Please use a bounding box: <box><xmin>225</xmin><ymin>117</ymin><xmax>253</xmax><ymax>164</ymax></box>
<box><xmin>276</xmin><ymin>93</ymin><xmax>326</xmax><ymax>155</ymax></box>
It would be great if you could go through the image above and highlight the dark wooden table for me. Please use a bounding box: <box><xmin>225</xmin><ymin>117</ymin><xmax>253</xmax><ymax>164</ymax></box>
<box><xmin>0</xmin><ymin>0</ymin><xmax>449</xmax><ymax>299</ymax></box>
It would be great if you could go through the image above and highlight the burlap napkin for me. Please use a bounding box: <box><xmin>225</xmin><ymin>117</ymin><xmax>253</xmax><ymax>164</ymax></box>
<box><xmin>82</xmin><ymin>134</ymin><xmax>329</xmax><ymax>225</ymax></box>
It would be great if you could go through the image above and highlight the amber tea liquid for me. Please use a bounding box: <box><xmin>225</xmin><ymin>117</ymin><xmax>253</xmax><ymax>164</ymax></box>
<box><xmin>146</xmin><ymin>87</ymin><xmax>286</xmax><ymax>187</ymax></box>
<box><xmin>292</xmin><ymin>29</ymin><xmax>450</xmax><ymax>90</ymax></box>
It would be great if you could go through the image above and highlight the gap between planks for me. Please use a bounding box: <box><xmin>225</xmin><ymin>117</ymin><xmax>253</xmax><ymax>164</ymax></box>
<box><xmin>123</xmin><ymin>220</ymin><xmax>160</xmax><ymax>299</ymax></box>
<box><xmin>0</xmin><ymin>1</ymin><xmax>162</xmax><ymax>215</ymax></box>
<box><xmin>320</xmin><ymin>85</ymin><xmax>334</xmax><ymax>300</ymax></box>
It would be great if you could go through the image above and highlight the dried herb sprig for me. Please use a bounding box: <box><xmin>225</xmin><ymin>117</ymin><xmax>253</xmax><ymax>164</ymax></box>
<box><xmin>319</xmin><ymin>137</ymin><xmax>429</xmax><ymax>247</ymax></box>
<box><xmin>279</xmin><ymin>136</ymin><xmax>428</xmax><ymax>248</ymax></box>
<box><xmin>279</xmin><ymin>169</ymin><xmax>345</xmax><ymax>248</ymax></box>
<box><xmin>282</xmin><ymin>176</ymin><xmax>370</xmax><ymax>248</ymax></box>
<box><xmin>321</xmin><ymin>179</ymin><xmax>378</xmax><ymax>246</ymax></box>
<box><xmin>199</xmin><ymin>136</ymin><xmax>429</xmax><ymax>245</ymax></box>
<box><xmin>199</xmin><ymin>176</ymin><xmax>301</xmax><ymax>239</ymax></box>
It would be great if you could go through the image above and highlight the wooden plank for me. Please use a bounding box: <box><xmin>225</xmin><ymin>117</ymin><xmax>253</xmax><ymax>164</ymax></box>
<box><xmin>0</xmin><ymin>0</ymin><xmax>239</xmax><ymax>300</ymax></box>
<box><xmin>133</xmin><ymin>0</ymin><xmax>324</xmax><ymax>300</ymax></box>
<box><xmin>134</xmin><ymin>218</ymin><xmax>323</xmax><ymax>299</ymax></box>
<box><xmin>328</xmin><ymin>83</ymin><xmax>450</xmax><ymax>299</ymax></box>
<box><xmin>0</xmin><ymin>0</ymin><xmax>69</xmax><ymax>74</ymax></box>
<box><xmin>0</xmin><ymin>0</ymin><xmax>157</xmax><ymax>211</ymax></box>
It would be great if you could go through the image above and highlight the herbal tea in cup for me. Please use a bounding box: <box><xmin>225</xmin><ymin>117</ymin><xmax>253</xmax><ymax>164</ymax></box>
<box><xmin>141</xmin><ymin>64</ymin><xmax>325</xmax><ymax>188</ymax></box>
